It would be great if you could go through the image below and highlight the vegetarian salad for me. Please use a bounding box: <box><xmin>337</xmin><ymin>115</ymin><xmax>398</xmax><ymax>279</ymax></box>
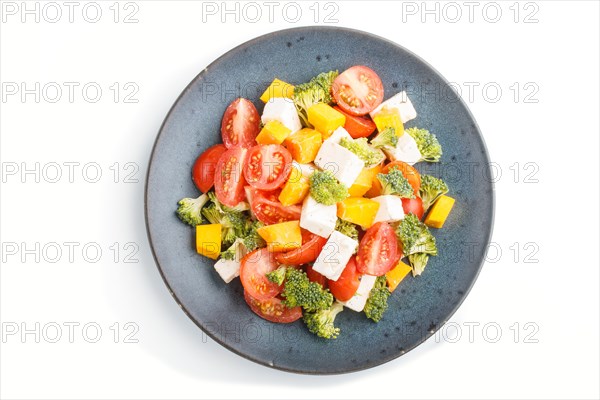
<box><xmin>176</xmin><ymin>66</ymin><xmax>455</xmax><ymax>339</ymax></box>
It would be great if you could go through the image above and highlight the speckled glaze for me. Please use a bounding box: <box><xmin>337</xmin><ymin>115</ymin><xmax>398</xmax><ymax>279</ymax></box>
<box><xmin>145</xmin><ymin>27</ymin><xmax>494</xmax><ymax>374</ymax></box>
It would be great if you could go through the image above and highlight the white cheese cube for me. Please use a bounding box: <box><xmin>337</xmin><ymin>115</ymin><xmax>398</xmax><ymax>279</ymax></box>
<box><xmin>300</xmin><ymin>195</ymin><xmax>337</xmax><ymax>238</ymax></box>
<box><xmin>214</xmin><ymin>259</ymin><xmax>241</xmax><ymax>283</ymax></box>
<box><xmin>326</xmin><ymin>126</ymin><xmax>352</xmax><ymax>144</ymax></box>
<box><xmin>314</xmin><ymin>141</ymin><xmax>365</xmax><ymax>187</ymax></box>
<box><xmin>312</xmin><ymin>231</ymin><xmax>358</xmax><ymax>281</ymax></box>
<box><xmin>371</xmin><ymin>195</ymin><xmax>405</xmax><ymax>223</ymax></box>
<box><xmin>340</xmin><ymin>274</ymin><xmax>378</xmax><ymax>312</ymax></box>
<box><xmin>292</xmin><ymin>161</ymin><xmax>317</xmax><ymax>177</ymax></box>
<box><xmin>261</xmin><ymin>97</ymin><xmax>302</xmax><ymax>134</ymax></box>
<box><xmin>382</xmin><ymin>131</ymin><xmax>422</xmax><ymax>165</ymax></box>
<box><xmin>370</xmin><ymin>91</ymin><xmax>417</xmax><ymax>123</ymax></box>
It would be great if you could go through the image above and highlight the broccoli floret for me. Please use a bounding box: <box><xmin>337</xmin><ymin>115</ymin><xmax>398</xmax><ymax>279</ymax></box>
<box><xmin>242</xmin><ymin>220</ymin><xmax>266</xmax><ymax>252</ymax></box>
<box><xmin>176</xmin><ymin>194</ymin><xmax>209</xmax><ymax>226</ymax></box>
<box><xmin>406</xmin><ymin>127</ymin><xmax>442</xmax><ymax>162</ymax></box>
<box><xmin>377</xmin><ymin>166</ymin><xmax>415</xmax><ymax>198</ymax></box>
<box><xmin>396</xmin><ymin>213</ymin><xmax>438</xmax><ymax>276</ymax></box>
<box><xmin>339</xmin><ymin>137</ymin><xmax>386</xmax><ymax>168</ymax></box>
<box><xmin>303</xmin><ymin>302</ymin><xmax>344</xmax><ymax>339</ymax></box>
<box><xmin>309</xmin><ymin>170</ymin><xmax>349</xmax><ymax>205</ymax></box>
<box><xmin>202</xmin><ymin>192</ymin><xmax>252</xmax><ymax>247</ymax></box>
<box><xmin>370</xmin><ymin>127</ymin><xmax>398</xmax><ymax>149</ymax></box>
<box><xmin>419</xmin><ymin>175</ymin><xmax>449</xmax><ymax>211</ymax></box>
<box><xmin>281</xmin><ymin>268</ymin><xmax>334</xmax><ymax>312</ymax></box>
<box><xmin>335</xmin><ymin>218</ymin><xmax>359</xmax><ymax>241</ymax></box>
<box><xmin>293</xmin><ymin>70</ymin><xmax>339</xmax><ymax>127</ymax></box>
<box><xmin>220</xmin><ymin>238</ymin><xmax>248</xmax><ymax>261</ymax></box>
<box><xmin>364</xmin><ymin>276</ymin><xmax>391</xmax><ymax>322</ymax></box>
<box><xmin>266</xmin><ymin>266</ymin><xmax>287</xmax><ymax>286</ymax></box>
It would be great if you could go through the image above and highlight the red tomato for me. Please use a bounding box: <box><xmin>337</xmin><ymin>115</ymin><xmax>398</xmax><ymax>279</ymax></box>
<box><xmin>214</xmin><ymin>147</ymin><xmax>248</xmax><ymax>207</ymax></box>
<box><xmin>334</xmin><ymin>106</ymin><xmax>377</xmax><ymax>138</ymax></box>
<box><xmin>328</xmin><ymin>256</ymin><xmax>361</xmax><ymax>302</ymax></box>
<box><xmin>402</xmin><ymin>197</ymin><xmax>424</xmax><ymax>220</ymax></box>
<box><xmin>383</xmin><ymin>160</ymin><xmax>421</xmax><ymax>195</ymax></box>
<box><xmin>240</xmin><ymin>248</ymin><xmax>282</xmax><ymax>301</ymax></box>
<box><xmin>192</xmin><ymin>144</ymin><xmax>227</xmax><ymax>193</ymax></box>
<box><xmin>243</xmin><ymin>144</ymin><xmax>292</xmax><ymax>191</ymax></box>
<box><xmin>244</xmin><ymin>290</ymin><xmax>302</xmax><ymax>323</ymax></box>
<box><xmin>356</xmin><ymin>222</ymin><xmax>400</xmax><ymax>276</ymax></box>
<box><xmin>221</xmin><ymin>98</ymin><xmax>260</xmax><ymax>148</ymax></box>
<box><xmin>306</xmin><ymin>265</ymin><xmax>327</xmax><ymax>288</ymax></box>
<box><xmin>275</xmin><ymin>232</ymin><xmax>327</xmax><ymax>265</ymax></box>
<box><xmin>250</xmin><ymin>189</ymin><xmax>301</xmax><ymax>225</ymax></box>
<box><xmin>332</xmin><ymin>66</ymin><xmax>384</xmax><ymax>116</ymax></box>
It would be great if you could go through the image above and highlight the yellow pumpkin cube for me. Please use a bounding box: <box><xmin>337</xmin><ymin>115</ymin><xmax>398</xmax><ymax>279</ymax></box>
<box><xmin>256</xmin><ymin>120</ymin><xmax>292</xmax><ymax>145</ymax></box>
<box><xmin>373</xmin><ymin>107</ymin><xmax>404</xmax><ymax>136</ymax></box>
<box><xmin>279</xmin><ymin>165</ymin><xmax>310</xmax><ymax>206</ymax></box>
<box><xmin>386</xmin><ymin>260</ymin><xmax>412</xmax><ymax>292</ymax></box>
<box><xmin>349</xmin><ymin>165</ymin><xmax>383</xmax><ymax>197</ymax></box>
<box><xmin>337</xmin><ymin>197</ymin><xmax>380</xmax><ymax>229</ymax></box>
<box><xmin>424</xmin><ymin>195</ymin><xmax>455</xmax><ymax>228</ymax></box>
<box><xmin>284</xmin><ymin>128</ymin><xmax>322</xmax><ymax>163</ymax></box>
<box><xmin>260</xmin><ymin>78</ymin><xmax>295</xmax><ymax>103</ymax></box>
<box><xmin>307</xmin><ymin>103</ymin><xmax>346</xmax><ymax>138</ymax></box>
<box><xmin>196</xmin><ymin>224</ymin><xmax>221</xmax><ymax>260</ymax></box>
<box><xmin>257</xmin><ymin>220</ymin><xmax>302</xmax><ymax>252</ymax></box>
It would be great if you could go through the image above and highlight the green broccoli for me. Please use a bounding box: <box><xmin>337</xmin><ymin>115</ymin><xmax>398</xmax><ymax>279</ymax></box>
<box><xmin>339</xmin><ymin>137</ymin><xmax>386</xmax><ymax>168</ymax></box>
<box><xmin>202</xmin><ymin>192</ymin><xmax>252</xmax><ymax>247</ymax></box>
<box><xmin>176</xmin><ymin>193</ymin><xmax>209</xmax><ymax>226</ymax></box>
<box><xmin>406</xmin><ymin>127</ymin><xmax>442</xmax><ymax>162</ymax></box>
<box><xmin>281</xmin><ymin>268</ymin><xmax>334</xmax><ymax>312</ymax></box>
<box><xmin>419</xmin><ymin>175</ymin><xmax>449</xmax><ymax>211</ymax></box>
<box><xmin>364</xmin><ymin>276</ymin><xmax>391</xmax><ymax>322</ymax></box>
<box><xmin>396</xmin><ymin>213</ymin><xmax>438</xmax><ymax>276</ymax></box>
<box><xmin>377</xmin><ymin>166</ymin><xmax>415</xmax><ymax>198</ymax></box>
<box><xmin>370</xmin><ymin>127</ymin><xmax>398</xmax><ymax>149</ymax></box>
<box><xmin>241</xmin><ymin>220</ymin><xmax>266</xmax><ymax>252</ymax></box>
<box><xmin>309</xmin><ymin>170</ymin><xmax>349</xmax><ymax>205</ymax></box>
<box><xmin>303</xmin><ymin>302</ymin><xmax>344</xmax><ymax>339</ymax></box>
<box><xmin>335</xmin><ymin>218</ymin><xmax>359</xmax><ymax>242</ymax></box>
<box><xmin>220</xmin><ymin>238</ymin><xmax>248</xmax><ymax>261</ymax></box>
<box><xmin>266</xmin><ymin>266</ymin><xmax>287</xmax><ymax>286</ymax></box>
<box><xmin>293</xmin><ymin>70</ymin><xmax>339</xmax><ymax>127</ymax></box>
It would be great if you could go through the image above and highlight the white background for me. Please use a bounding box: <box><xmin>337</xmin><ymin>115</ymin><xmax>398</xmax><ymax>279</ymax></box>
<box><xmin>1</xmin><ymin>1</ymin><xmax>599</xmax><ymax>399</ymax></box>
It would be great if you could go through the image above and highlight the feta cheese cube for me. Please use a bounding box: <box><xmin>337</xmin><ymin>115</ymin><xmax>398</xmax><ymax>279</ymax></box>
<box><xmin>300</xmin><ymin>195</ymin><xmax>337</xmax><ymax>238</ymax></box>
<box><xmin>312</xmin><ymin>231</ymin><xmax>358</xmax><ymax>281</ymax></box>
<box><xmin>370</xmin><ymin>91</ymin><xmax>417</xmax><ymax>123</ymax></box>
<box><xmin>340</xmin><ymin>274</ymin><xmax>378</xmax><ymax>312</ymax></box>
<box><xmin>326</xmin><ymin>126</ymin><xmax>352</xmax><ymax>145</ymax></box>
<box><xmin>214</xmin><ymin>259</ymin><xmax>241</xmax><ymax>283</ymax></box>
<box><xmin>371</xmin><ymin>195</ymin><xmax>405</xmax><ymax>223</ymax></box>
<box><xmin>314</xmin><ymin>141</ymin><xmax>365</xmax><ymax>187</ymax></box>
<box><xmin>261</xmin><ymin>97</ymin><xmax>302</xmax><ymax>134</ymax></box>
<box><xmin>382</xmin><ymin>131</ymin><xmax>422</xmax><ymax>165</ymax></box>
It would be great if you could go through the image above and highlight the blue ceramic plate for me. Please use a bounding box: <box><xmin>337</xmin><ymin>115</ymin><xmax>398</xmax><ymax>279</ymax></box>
<box><xmin>145</xmin><ymin>26</ymin><xmax>494</xmax><ymax>374</ymax></box>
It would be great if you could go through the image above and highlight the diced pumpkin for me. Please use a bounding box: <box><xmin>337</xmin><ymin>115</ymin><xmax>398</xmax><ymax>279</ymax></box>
<box><xmin>424</xmin><ymin>195</ymin><xmax>455</xmax><ymax>228</ymax></box>
<box><xmin>284</xmin><ymin>128</ymin><xmax>322</xmax><ymax>163</ymax></box>
<box><xmin>196</xmin><ymin>224</ymin><xmax>221</xmax><ymax>260</ymax></box>
<box><xmin>365</xmin><ymin>171</ymin><xmax>383</xmax><ymax>198</ymax></box>
<box><xmin>373</xmin><ymin>107</ymin><xmax>404</xmax><ymax>136</ymax></box>
<box><xmin>307</xmin><ymin>103</ymin><xmax>346</xmax><ymax>138</ymax></box>
<box><xmin>256</xmin><ymin>120</ymin><xmax>291</xmax><ymax>145</ymax></box>
<box><xmin>279</xmin><ymin>164</ymin><xmax>310</xmax><ymax>206</ymax></box>
<box><xmin>337</xmin><ymin>197</ymin><xmax>380</xmax><ymax>229</ymax></box>
<box><xmin>386</xmin><ymin>260</ymin><xmax>412</xmax><ymax>292</ymax></box>
<box><xmin>260</xmin><ymin>78</ymin><xmax>295</xmax><ymax>103</ymax></box>
<box><xmin>349</xmin><ymin>164</ymin><xmax>383</xmax><ymax>197</ymax></box>
<box><xmin>257</xmin><ymin>220</ymin><xmax>302</xmax><ymax>252</ymax></box>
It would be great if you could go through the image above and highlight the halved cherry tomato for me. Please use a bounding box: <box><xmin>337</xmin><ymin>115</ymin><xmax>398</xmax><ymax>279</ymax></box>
<box><xmin>333</xmin><ymin>106</ymin><xmax>377</xmax><ymax>138</ymax></box>
<box><xmin>240</xmin><ymin>248</ymin><xmax>282</xmax><ymax>301</ymax></box>
<box><xmin>402</xmin><ymin>198</ymin><xmax>424</xmax><ymax>220</ymax></box>
<box><xmin>250</xmin><ymin>188</ymin><xmax>301</xmax><ymax>225</ymax></box>
<box><xmin>306</xmin><ymin>265</ymin><xmax>327</xmax><ymax>288</ymax></box>
<box><xmin>192</xmin><ymin>144</ymin><xmax>227</xmax><ymax>193</ymax></box>
<box><xmin>356</xmin><ymin>222</ymin><xmax>400</xmax><ymax>276</ymax></box>
<box><xmin>328</xmin><ymin>256</ymin><xmax>361</xmax><ymax>302</ymax></box>
<box><xmin>332</xmin><ymin>66</ymin><xmax>384</xmax><ymax>116</ymax></box>
<box><xmin>244</xmin><ymin>289</ymin><xmax>302</xmax><ymax>323</ymax></box>
<box><xmin>382</xmin><ymin>160</ymin><xmax>421</xmax><ymax>195</ymax></box>
<box><xmin>214</xmin><ymin>146</ymin><xmax>248</xmax><ymax>207</ymax></box>
<box><xmin>221</xmin><ymin>98</ymin><xmax>260</xmax><ymax>148</ymax></box>
<box><xmin>276</xmin><ymin>231</ymin><xmax>327</xmax><ymax>265</ymax></box>
<box><xmin>243</xmin><ymin>144</ymin><xmax>292</xmax><ymax>191</ymax></box>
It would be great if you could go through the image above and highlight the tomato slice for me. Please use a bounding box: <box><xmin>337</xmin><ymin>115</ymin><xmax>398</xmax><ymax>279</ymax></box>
<box><xmin>334</xmin><ymin>106</ymin><xmax>377</xmax><ymax>138</ymax></box>
<box><xmin>328</xmin><ymin>256</ymin><xmax>361</xmax><ymax>302</ymax></box>
<box><xmin>244</xmin><ymin>290</ymin><xmax>302</xmax><ymax>323</ymax></box>
<box><xmin>402</xmin><ymin>198</ymin><xmax>424</xmax><ymax>220</ymax></box>
<box><xmin>250</xmin><ymin>188</ymin><xmax>301</xmax><ymax>225</ymax></box>
<box><xmin>383</xmin><ymin>160</ymin><xmax>421</xmax><ymax>195</ymax></box>
<box><xmin>192</xmin><ymin>144</ymin><xmax>227</xmax><ymax>193</ymax></box>
<box><xmin>243</xmin><ymin>144</ymin><xmax>292</xmax><ymax>191</ymax></box>
<box><xmin>332</xmin><ymin>66</ymin><xmax>384</xmax><ymax>116</ymax></box>
<box><xmin>356</xmin><ymin>222</ymin><xmax>400</xmax><ymax>276</ymax></box>
<box><xmin>275</xmin><ymin>231</ymin><xmax>327</xmax><ymax>265</ymax></box>
<box><xmin>240</xmin><ymin>248</ymin><xmax>282</xmax><ymax>301</ymax></box>
<box><xmin>306</xmin><ymin>265</ymin><xmax>328</xmax><ymax>288</ymax></box>
<box><xmin>214</xmin><ymin>147</ymin><xmax>248</xmax><ymax>207</ymax></box>
<box><xmin>221</xmin><ymin>98</ymin><xmax>260</xmax><ymax>148</ymax></box>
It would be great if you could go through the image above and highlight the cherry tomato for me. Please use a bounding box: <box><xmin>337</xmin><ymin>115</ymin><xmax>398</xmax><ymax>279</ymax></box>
<box><xmin>328</xmin><ymin>256</ymin><xmax>361</xmax><ymax>302</ymax></box>
<box><xmin>332</xmin><ymin>66</ymin><xmax>384</xmax><ymax>116</ymax></box>
<box><xmin>250</xmin><ymin>188</ymin><xmax>301</xmax><ymax>225</ymax></box>
<box><xmin>243</xmin><ymin>144</ymin><xmax>292</xmax><ymax>191</ymax></box>
<box><xmin>334</xmin><ymin>106</ymin><xmax>377</xmax><ymax>138</ymax></box>
<box><xmin>402</xmin><ymin>198</ymin><xmax>424</xmax><ymax>220</ymax></box>
<box><xmin>356</xmin><ymin>222</ymin><xmax>400</xmax><ymax>276</ymax></box>
<box><xmin>244</xmin><ymin>290</ymin><xmax>302</xmax><ymax>323</ymax></box>
<box><xmin>306</xmin><ymin>265</ymin><xmax>327</xmax><ymax>288</ymax></box>
<box><xmin>275</xmin><ymin>231</ymin><xmax>327</xmax><ymax>265</ymax></box>
<box><xmin>221</xmin><ymin>98</ymin><xmax>260</xmax><ymax>148</ymax></box>
<box><xmin>240</xmin><ymin>248</ymin><xmax>282</xmax><ymax>301</ymax></box>
<box><xmin>383</xmin><ymin>160</ymin><xmax>421</xmax><ymax>195</ymax></box>
<box><xmin>191</xmin><ymin>144</ymin><xmax>227</xmax><ymax>193</ymax></box>
<box><xmin>214</xmin><ymin>146</ymin><xmax>248</xmax><ymax>207</ymax></box>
